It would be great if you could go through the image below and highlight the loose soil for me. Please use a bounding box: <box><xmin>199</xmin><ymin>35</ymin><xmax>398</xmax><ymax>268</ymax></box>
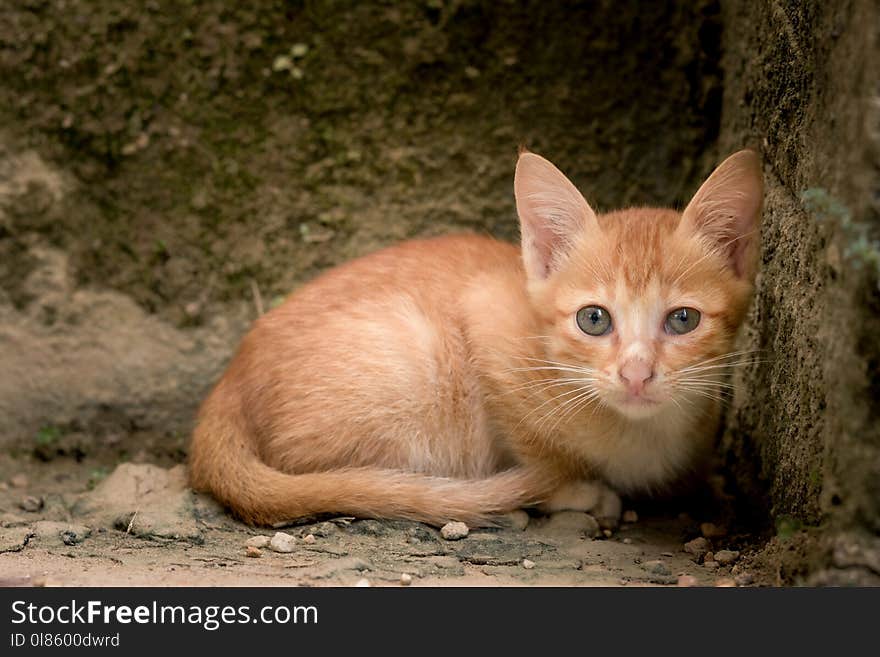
<box><xmin>0</xmin><ymin>455</ymin><xmax>772</xmax><ymax>587</ymax></box>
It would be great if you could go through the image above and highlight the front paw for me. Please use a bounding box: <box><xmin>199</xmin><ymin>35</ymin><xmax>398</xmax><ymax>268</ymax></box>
<box><xmin>593</xmin><ymin>484</ymin><xmax>622</xmax><ymax>530</ymax></box>
<box><xmin>539</xmin><ymin>480</ymin><xmax>622</xmax><ymax>529</ymax></box>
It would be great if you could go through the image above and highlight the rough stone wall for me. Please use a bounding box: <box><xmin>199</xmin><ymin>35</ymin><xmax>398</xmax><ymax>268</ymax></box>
<box><xmin>719</xmin><ymin>0</ymin><xmax>880</xmax><ymax>580</ymax></box>
<box><xmin>0</xmin><ymin>1</ymin><xmax>722</xmax><ymax>446</ymax></box>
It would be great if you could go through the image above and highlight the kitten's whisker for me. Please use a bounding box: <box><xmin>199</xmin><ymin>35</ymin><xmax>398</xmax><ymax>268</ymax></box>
<box><xmin>675</xmin><ymin>387</ymin><xmax>730</xmax><ymax>405</ymax></box>
<box><xmin>673</xmin><ymin>361</ymin><xmax>765</xmax><ymax>376</ymax></box>
<box><xmin>505</xmin><ymin>365</ymin><xmax>599</xmax><ymax>376</ymax></box>
<box><xmin>512</xmin><ymin>356</ymin><xmax>601</xmax><ymax>373</ymax></box>
<box><xmin>514</xmin><ymin>384</ymin><xmax>597</xmax><ymax>431</ymax></box>
<box><xmin>531</xmin><ymin>384</ymin><xmax>600</xmax><ymax>433</ymax></box>
<box><xmin>678</xmin><ymin>383</ymin><xmax>734</xmax><ymax>395</ymax></box>
<box><xmin>505</xmin><ymin>378</ymin><xmax>597</xmax><ymax>402</ymax></box>
<box><xmin>505</xmin><ymin>376</ymin><xmax>589</xmax><ymax>394</ymax></box>
<box><xmin>674</xmin><ymin>378</ymin><xmax>737</xmax><ymax>390</ymax></box>
<box><xmin>675</xmin><ymin>349</ymin><xmax>764</xmax><ymax>373</ymax></box>
<box><xmin>548</xmin><ymin>389</ymin><xmax>603</xmax><ymax>435</ymax></box>
<box><xmin>539</xmin><ymin>388</ymin><xmax>601</xmax><ymax>436</ymax></box>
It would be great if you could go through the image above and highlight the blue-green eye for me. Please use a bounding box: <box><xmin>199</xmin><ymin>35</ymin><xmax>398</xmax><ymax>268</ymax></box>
<box><xmin>665</xmin><ymin>307</ymin><xmax>701</xmax><ymax>334</ymax></box>
<box><xmin>576</xmin><ymin>306</ymin><xmax>612</xmax><ymax>336</ymax></box>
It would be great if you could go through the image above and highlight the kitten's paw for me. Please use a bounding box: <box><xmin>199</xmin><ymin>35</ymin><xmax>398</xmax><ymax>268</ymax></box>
<box><xmin>539</xmin><ymin>479</ymin><xmax>620</xmax><ymax>525</ymax></box>
<box><xmin>593</xmin><ymin>484</ymin><xmax>623</xmax><ymax>530</ymax></box>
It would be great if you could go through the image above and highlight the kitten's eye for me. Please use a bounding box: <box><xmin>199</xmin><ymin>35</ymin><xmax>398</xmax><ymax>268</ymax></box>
<box><xmin>665</xmin><ymin>307</ymin><xmax>701</xmax><ymax>334</ymax></box>
<box><xmin>576</xmin><ymin>306</ymin><xmax>612</xmax><ymax>336</ymax></box>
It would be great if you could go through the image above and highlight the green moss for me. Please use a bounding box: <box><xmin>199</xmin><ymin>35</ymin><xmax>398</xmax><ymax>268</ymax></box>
<box><xmin>775</xmin><ymin>515</ymin><xmax>804</xmax><ymax>541</ymax></box>
<box><xmin>35</xmin><ymin>426</ymin><xmax>61</xmax><ymax>446</ymax></box>
<box><xmin>801</xmin><ymin>187</ymin><xmax>880</xmax><ymax>286</ymax></box>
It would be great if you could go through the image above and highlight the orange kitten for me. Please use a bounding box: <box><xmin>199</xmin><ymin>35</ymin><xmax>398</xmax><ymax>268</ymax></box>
<box><xmin>188</xmin><ymin>149</ymin><xmax>763</xmax><ymax>527</ymax></box>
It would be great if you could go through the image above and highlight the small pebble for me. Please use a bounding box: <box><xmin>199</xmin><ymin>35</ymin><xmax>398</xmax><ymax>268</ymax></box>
<box><xmin>19</xmin><ymin>496</ymin><xmax>43</xmax><ymax>512</ymax></box>
<box><xmin>730</xmin><ymin>564</ymin><xmax>742</xmax><ymax>575</ymax></box>
<box><xmin>714</xmin><ymin>578</ymin><xmax>737</xmax><ymax>587</ymax></box>
<box><xmin>10</xmin><ymin>474</ymin><xmax>29</xmax><ymax>488</ymax></box>
<box><xmin>400</xmin><ymin>573</ymin><xmax>413</xmax><ymax>586</ymax></box>
<box><xmin>269</xmin><ymin>531</ymin><xmax>296</xmax><ymax>553</ymax></box>
<box><xmin>622</xmin><ymin>538</ymin><xmax>632</xmax><ymax>545</ymax></box>
<box><xmin>683</xmin><ymin>537</ymin><xmax>710</xmax><ymax>558</ymax></box>
<box><xmin>355</xmin><ymin>578</ymin><xmax>371</xmax><ymax>587</ymax></box>
<box><xmin>290</xmin><ymin>43</ymin><xmax>309</xmax><ymax>58</ymax></box>
<box><xmin>700</xmin><ymin>522</ymin><xmax>727</xmax><ymax>538</ymax></box>
<box><xmin>522</xmin><ymin>559</ymin><xmax>536</xmax><ymax>570</ymax></box>
<box><xmin>734</xmin><ymin>572</ymin><xmax>754</xmax><ymax>586</ymax></box>
<box><xmin>642</xmin><ymin>560</ymin><xmax>671</xmax><ymax>576</ymax></box>
<box><xmin>302</xmin><ymin>533</ymin><xmax>316</xmax><ymax>544</ymax></box>
<box><xmin>660</xmin><ymin>551</ymin><xmax>674</xmax><ymax>557</ymax></box>
<box><xmin>246</xmin><ymin>535</ymin><xmax>270</xmax><ymax>549</ymax></box>
<box><xmin>622</xmin><ymin>510</ymin><xmax>638</xmax><ymax>523</ymax></box>
<box><xmin>703</xmin><ymin>560</ymin><xmax>719</xmax><ymax>570</ymax></box>
<box><xmin>602</xmin><ymin>529</ymin><xmax>613</xmax><ymax>538</ymax></box>
<box><xmin>714</xmin><ymin>549</ymin><xmax>740</xmax><ymax>566</ymax></box>
<box><xmin>246</xmin><ymin>546</ymin><xmax>262</xmax><ymax>558</ymax></box>
<box><xmin>677</xmin><ymin>574</ymin><xmax>699</xmax><ymax>587</ymax></box>
<box><xmin>440</xmin><ymin>521</ymin><xmax>469</xmax><ymax>540</ymax></box>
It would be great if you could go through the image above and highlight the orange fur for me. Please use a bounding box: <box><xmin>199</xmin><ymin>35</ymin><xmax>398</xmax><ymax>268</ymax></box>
<box><xmin>188</xmin><ymin>150</ymin><xmax>763</xmax><ymax>527</ymax></box>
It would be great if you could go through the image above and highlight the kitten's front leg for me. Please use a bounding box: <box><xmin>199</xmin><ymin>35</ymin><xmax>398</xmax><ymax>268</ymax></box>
<box><xmin>539</xmin><ymin>480</ymin><xmax>622</xmax><ymax>528</ymax></box>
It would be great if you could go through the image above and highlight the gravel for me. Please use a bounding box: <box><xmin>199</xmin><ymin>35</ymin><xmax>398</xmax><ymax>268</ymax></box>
<box><xmin>700</xmin><ymin>522</ymin><xmax>727</xmax><ymax>538</ymax></box>
<box><xmin>246</xmin><ymin>535</ymin><xmax>270</xmax><ymax>548</ymax></box>
<box><xmin>440</xmin><ymin>521</ymin><xmax>469</xmax><ymax>540</ymax></box>
<box><xmin>642</xmin><ymin>560</ymin><xmax>671</xmax><ymax>576</ymax></box>
<box><xmin>684</xmin><ymin>537</ymin><xmax>710</xmax><ymax>559</ymax></box>
<box><xmin>714</xmin><ymin>549</ymin><xmax>740</xmax><ymax>565</ymax></box>
<box><xmin>18</xmin><ymin>496</ymin><xmax>43</xmax><ymax>512</ymax></box>
<box><xmin>677</xmin><ymin>574</ymin><xmax>699</xmax><ymax>587</ymax></box>
<box><xmin>734</xmin><ymin>572</ymin><xmax>754</xmax><ymax>586</ymax></box>
<box><xmin>9</xmin><ymin>474</ymin><xmax>28</xmax><ymax>488</ymax></box>
<box><xmin>400</xmin><ymin>573</ymin><xmax>413</xmax><ymax>586</ymax></box>
<box><xmin>269</xmin><ymin>532</ymin><xmax>297</xmax><ymax>553</ymax></box>
<box><xmin>246</xmin><ymin>546</ymin><xmax>262</xmax><ymax>558</ymax></box>
<box><xmin>522</xmin><ymin>559</ymin><xmax>536</xmax><ymax>569</ymax></box>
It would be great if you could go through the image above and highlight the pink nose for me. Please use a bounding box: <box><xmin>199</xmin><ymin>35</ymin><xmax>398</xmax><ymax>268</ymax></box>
<box><xmin>620</xmin><ymin>360</ymin><xmax>653</xmax><ymax>395</ymax></box>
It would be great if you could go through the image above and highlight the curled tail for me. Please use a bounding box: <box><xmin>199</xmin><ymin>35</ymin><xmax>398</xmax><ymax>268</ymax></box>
<box><xmin>188</xmin><ymin>406</ymin><xmax>549</xmax><ymax>528</ymax></box>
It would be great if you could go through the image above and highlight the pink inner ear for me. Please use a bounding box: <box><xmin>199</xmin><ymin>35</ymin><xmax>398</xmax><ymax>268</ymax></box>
<box><xmin>514</xmin><ymin>153</ymin><xmax>599</xmax><ymax>281</ymax></box>
<box><xmin>680</xmin><ymin>150</ymin><xmax>763</xmax><ymax>279</ymax></box>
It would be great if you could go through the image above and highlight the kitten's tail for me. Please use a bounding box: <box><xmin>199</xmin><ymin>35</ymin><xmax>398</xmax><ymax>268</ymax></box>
<box><xmin>188</xmin><ymin>403</ymin><xmax>549</xmax><ymax>528</ymax></box>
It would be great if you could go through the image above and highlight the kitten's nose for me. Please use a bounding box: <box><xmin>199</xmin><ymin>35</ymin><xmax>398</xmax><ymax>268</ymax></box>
<box><xmin>620</xmin><ymin>360</ymin><xmax>654</xmax><ymax>395</ymax></box>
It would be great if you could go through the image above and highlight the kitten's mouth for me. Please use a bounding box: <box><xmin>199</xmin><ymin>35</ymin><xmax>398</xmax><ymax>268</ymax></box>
<box><xmin>609</xmin><ymin>392</ymin><xmax>664</xmax><ymax>417</ymax></box>
<box><xmin>616</xmin><ymin>390</ymin><xmax>660</xmax><ymax>406</ymax></box>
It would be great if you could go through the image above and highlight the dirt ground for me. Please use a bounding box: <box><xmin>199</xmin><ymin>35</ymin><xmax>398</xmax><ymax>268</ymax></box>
<box><xmin>0</xmin><ymin>2</ymin><xmax>836</xmax><ymax>587</ymax></box>
<box><xmin>0</xmin><ymin>454</ymin><xmax>775</xmax><ymax>587</ymax></box>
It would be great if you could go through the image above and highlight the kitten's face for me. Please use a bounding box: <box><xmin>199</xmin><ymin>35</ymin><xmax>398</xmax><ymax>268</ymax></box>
<box><xmin>514</xmin><ymin>150</ymin><xmax>763</xmax><ymax>422</ymax></box>
<box><xmin>536</xmin><ymin>209</ymin><xmax>754</xmax><ymax>420</ymax></box>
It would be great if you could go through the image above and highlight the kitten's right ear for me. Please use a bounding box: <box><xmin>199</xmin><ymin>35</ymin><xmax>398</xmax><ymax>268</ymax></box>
<box><xmin>515</xmin><ymin>152</ymin><xmax>599</xmax><ymax>281</ymax></box>
<box><xmin>679</xmin><ymin>149</ymin><xmax>764</xmax><ymax>280</ymax></box>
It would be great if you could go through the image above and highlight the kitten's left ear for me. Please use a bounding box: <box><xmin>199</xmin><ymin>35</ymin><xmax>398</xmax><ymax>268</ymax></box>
<box><xmin>679</xmin><ymin>149</ymin><xmax>764</xmax><ymax>280</ymax></box>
